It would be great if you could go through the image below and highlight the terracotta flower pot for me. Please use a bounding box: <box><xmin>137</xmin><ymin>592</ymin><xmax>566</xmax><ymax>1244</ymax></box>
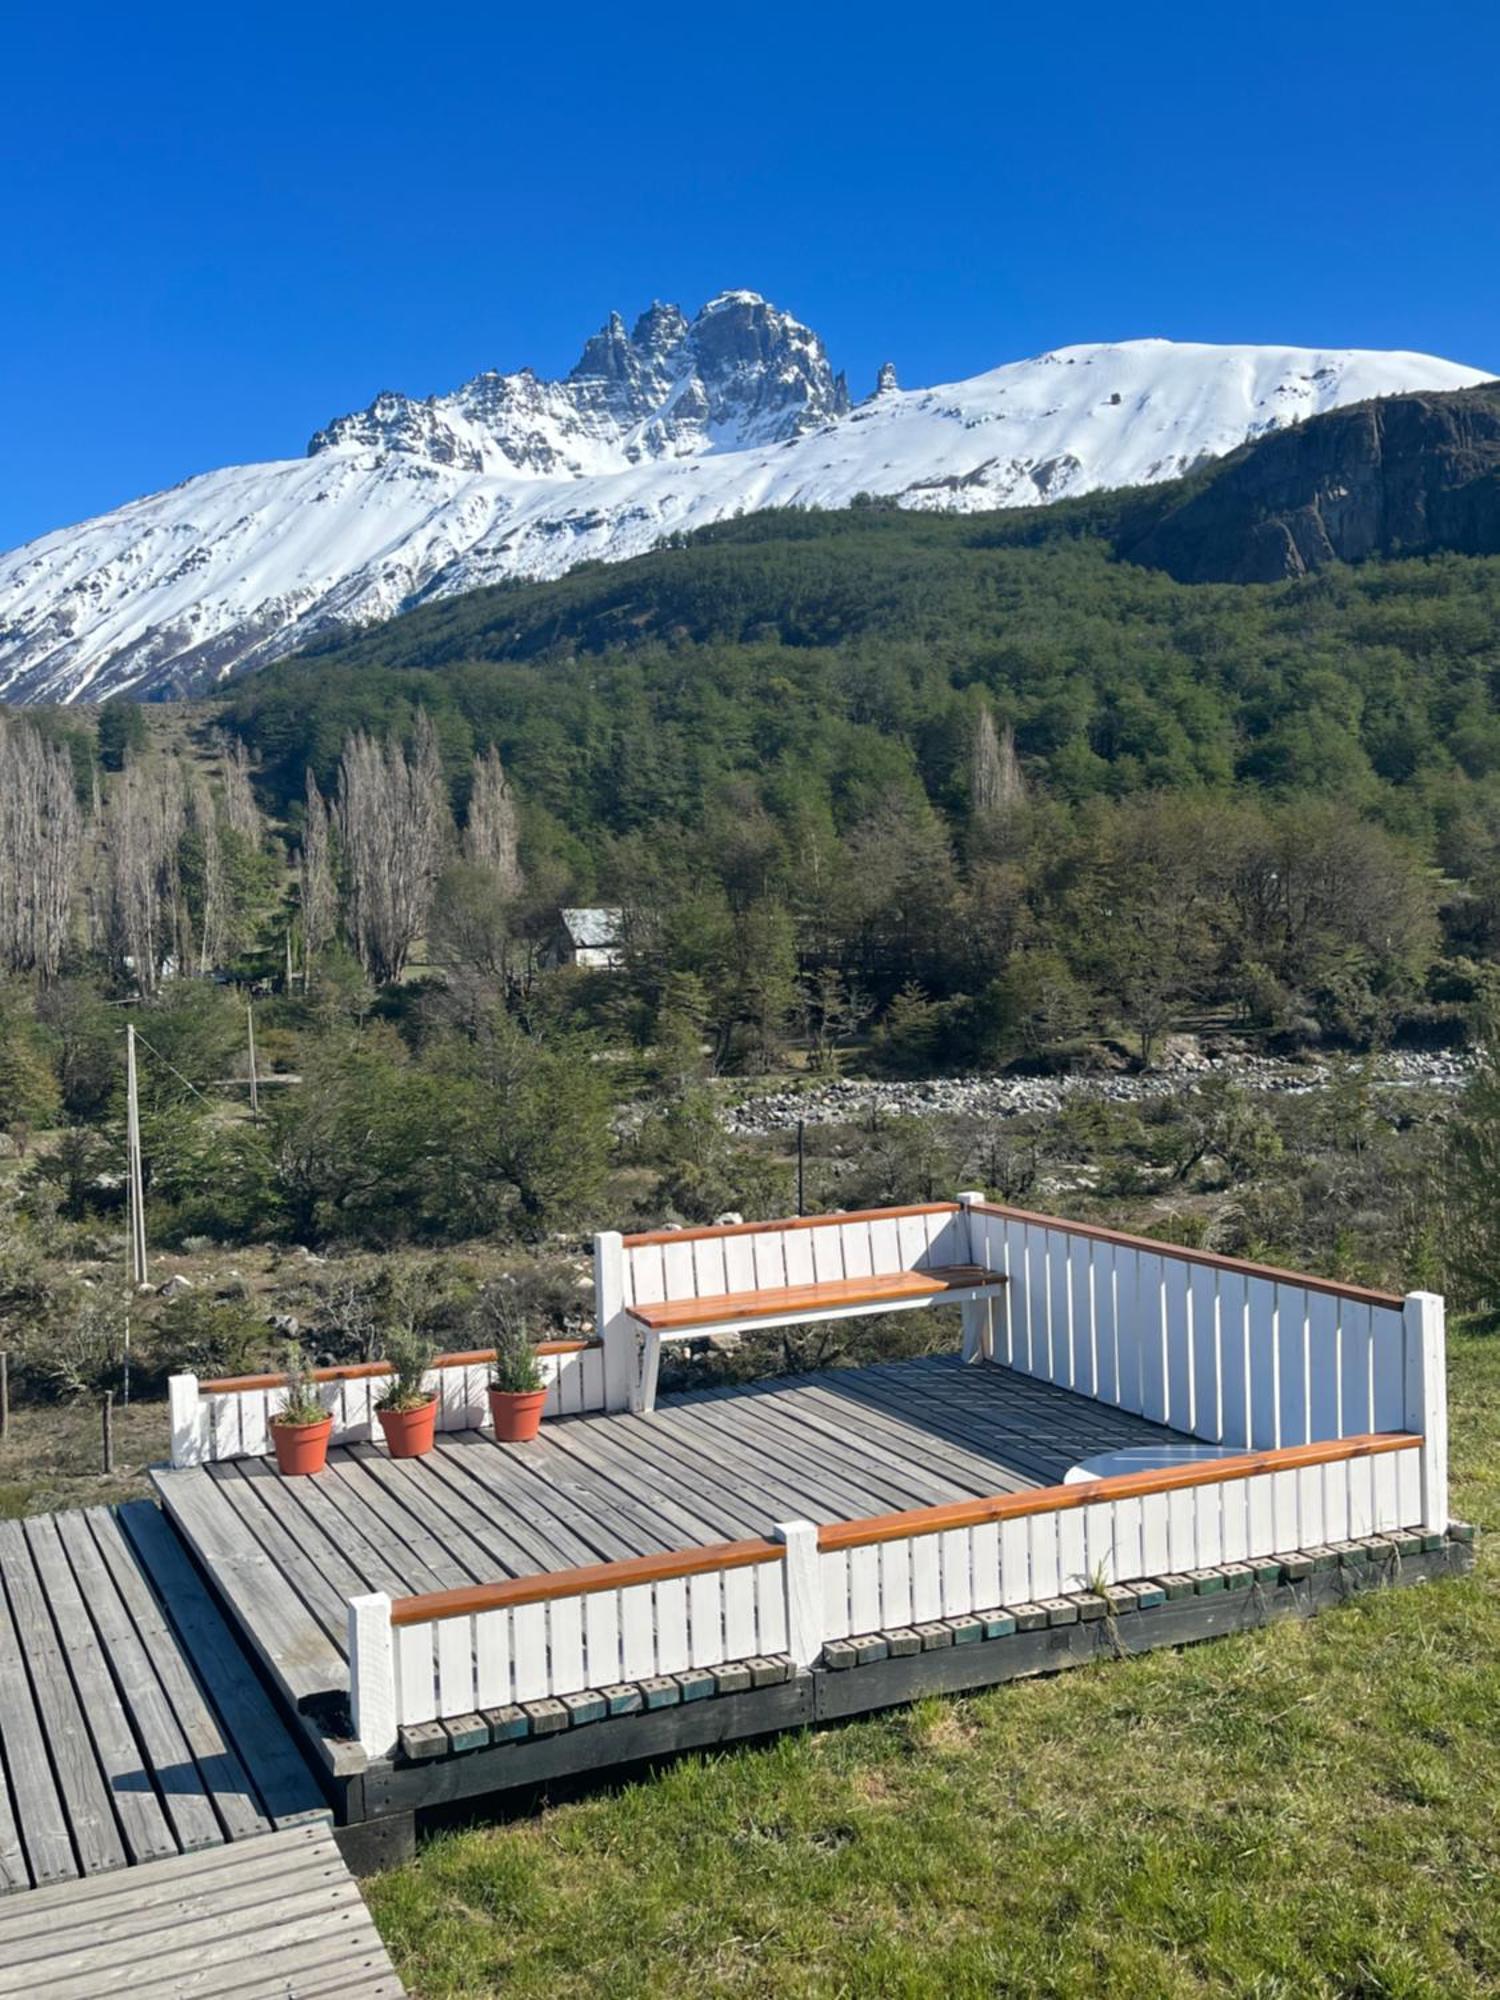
<box><xmin>377</xmin><ymin>1396</ymin><xmax>438</xmax><ymax>1459</ymax></box>
<box><xmin>488</xmin><ymin>1386</ymin><xmax>547</xmax><ymax>1443</ymax></box>
<box><xmin>270</xmin><ymin>1414</ymin><xmax>333</xmax><ymax>1477</ymax></box>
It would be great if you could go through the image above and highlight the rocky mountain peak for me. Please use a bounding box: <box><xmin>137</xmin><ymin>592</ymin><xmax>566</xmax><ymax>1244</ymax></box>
<box><xmin>309</xmin><ymin>291</ymin><xmax>846</xmax><ymax>475</ymax></box>
<box><xmin>874</xmin><ymin>361</ymin><xmax>900</xmax><ymax>397</ymax></box>
<box><xmin>630</xmin><ymin>300</ymin><xmax>689</xmax><ymax>356</ymax></box>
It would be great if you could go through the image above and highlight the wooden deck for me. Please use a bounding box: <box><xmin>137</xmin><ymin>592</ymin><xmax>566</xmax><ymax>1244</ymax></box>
<box><xmin>0</xmin><ymin>1819</ymin><xmax>405</xmax><ymax>1997</ymax></box>
<box><xmin>0</xmin><ymin>1502</ymin><xmax>326</xmax><ymax>1895</ymax></box>
<box><xmin>152</xmin><ymin>1354</ymin><xmax>1191</xmax><ymax>1777</ymax></box>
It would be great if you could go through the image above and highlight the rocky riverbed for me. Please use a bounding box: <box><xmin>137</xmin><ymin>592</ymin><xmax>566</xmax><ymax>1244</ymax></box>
<box><xmin>723</xmin><ymin>1047</ymin><xmax>1472</xmax><ymax>1136</ymax></box>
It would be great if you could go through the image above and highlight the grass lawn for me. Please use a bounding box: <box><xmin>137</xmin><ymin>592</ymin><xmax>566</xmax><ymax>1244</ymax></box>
<box><xmin>366</xmin><ymin>1331</ymin><xmax>1500</xmax><ymax>1999</ymax></box>
<box><xmin>0</xmin><ymin>1396</ymin><xmax>164</xmax><ymax>1518</ymax></box>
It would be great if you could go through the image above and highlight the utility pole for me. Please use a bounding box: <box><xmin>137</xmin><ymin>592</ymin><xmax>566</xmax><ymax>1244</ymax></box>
<box><xmin>124</xmin><ymin>1022</ymin><xmax>147</xmax><ymax>1409</ymax></box>
<box><xmin>246</xmin><ymin>1002</ymin><xmax>260</xmax><ymax>1120</ymax></box>
<box><xmin>125</xmin><ymin>1025</ymin><xmax>148</xmax><ymax>1287</ymax></box>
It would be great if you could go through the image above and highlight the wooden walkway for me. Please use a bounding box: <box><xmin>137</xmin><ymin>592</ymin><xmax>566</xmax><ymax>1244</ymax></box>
<box><xmin>0</xmin><ymin>1501</ymin><xmax>326</xmax><ymax>1895</ymax></box>
<box><xmin>0</xmin><ymin>1819</ymin><xmax>405</xmax><ymax>1996</ymax></box>
<box><xmin>153</xmin><ymin>1354</ymin><xmax>1189</xmax><ymax>1773</ymax></box>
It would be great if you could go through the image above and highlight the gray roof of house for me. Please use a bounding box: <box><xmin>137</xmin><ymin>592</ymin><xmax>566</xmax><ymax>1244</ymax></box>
<box><xmin>560</xmin><ymin>907</ymin><xmax>624</xmax><ymax>948</ymax></box>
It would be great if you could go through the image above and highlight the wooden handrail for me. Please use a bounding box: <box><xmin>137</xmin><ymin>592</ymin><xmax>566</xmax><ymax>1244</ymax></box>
<box><xmin>817</xmin><ymin>1432</ymin><xmax>1420</xmax><ymax>1551</ymax></box>
<box><xmin>388</xmin><ymin>1536</ymin><xmax>785</xmax><ymax>1627</ymax></box>
<box><xmin>970</xmin><ymin>1199</ymin><xmax>1405</xmax><ymax>1310</ymax></box>
<box><xmin>200</xmin><ymin>1338</ymin><xmax>600</xmax><ymax>1395</ymax></box>
<box><xmin>622</xmin><ymin>1201</ymin><xmax>959</xmax><ymax>1248</ymax></box>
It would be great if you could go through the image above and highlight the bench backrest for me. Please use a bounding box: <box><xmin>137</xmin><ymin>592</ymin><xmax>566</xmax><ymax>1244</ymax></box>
<box><xmin>618</xmin><ymin>1201</ymin><xmax>968</xmax><ymax>1312</ymax></box>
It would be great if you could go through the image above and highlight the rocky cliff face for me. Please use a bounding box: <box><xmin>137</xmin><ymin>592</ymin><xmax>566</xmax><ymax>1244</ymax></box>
<box><xmin>1127</xmin><ymin>384</ymin><xmax>1500</xmax><ymax>583</ymax></box>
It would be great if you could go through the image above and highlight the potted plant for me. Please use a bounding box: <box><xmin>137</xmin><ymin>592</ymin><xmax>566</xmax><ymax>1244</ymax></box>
<box><xmin>488</xmin><ymin>1318</ymin><xmax>547</xmax><ymax>1443</ymax></box>
<box><xmin>375</xmin><ymin>1324</ymin><xmax>438</xmax><ymax>1459</ymax></box>
<box><xmin>269</xmin><ymin>1350</ymin><xmax>333</xmax><ymax>1477</ymax></box>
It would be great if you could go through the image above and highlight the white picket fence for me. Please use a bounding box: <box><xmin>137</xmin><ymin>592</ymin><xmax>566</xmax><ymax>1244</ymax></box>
<box><xmin>962</xmin><ymin>1201</ymin><xmax>1448</xmax><ymax>1537</ymax></box>
<box><xmin>348</xmin><ymin>1434</ymin><xmax>1425</xmax><ymax>1757</ymax></box>
<box><xmin>816</xmin><ymin>1440</ymin><xmax>1423</xmax><ymax>1644</ymax></box>
<box><xmin>350</xmin><ymin>1539</ymin><xmax>793</xmax><ymax>1756</ymax></box>
<box><xmin>168</xmin><ymin>1340</ymin><xmax>607</xmax><ymax>1467</ymax></box>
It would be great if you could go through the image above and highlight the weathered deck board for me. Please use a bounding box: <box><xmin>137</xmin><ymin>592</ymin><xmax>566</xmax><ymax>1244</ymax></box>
<box><xmin>0</xmin><ymin>1532</ymin><xmax>76</xmax><ymax>1890</ymax></box>
<box><xmin>84</xmin><ymin>1507</ymin><xmax>270</xmax><ymax>1845</ymax></box>
<box><xmin>561</xmin><ymin>1409</ymin><xmax>771</xmax><ymax>1537</ymax></box>
<box><xmin>152</xmin><ymin>1353</ymin><xmax>1192</xmax><ymax>1776</ymax></box>
<box><xmin>436</xmin><ymin>1431</ymin><xmax>640</xmax><ymax>1567</ymax></box>
<box><xmin>0</xmin><ymin>1521</ymin><xmax>127</xmax><ymax>1881</ymax></box>
<box><xmin>676</xmin><ymin>1382</ymin><xmax>994</xmax><ymax>1513</ymax></box>
<box><xmin>387</xmin><ymin>1435</ymin><xmax>617</xmax><ymax>1574</ymax></box>
<box><xmin>50</xmin><ymin>1509</ymin><xmax>234</xmax><ymax>1858</ymax></box>
<box><xmin>19</xmin><ymin>1516</ymin><xmax>176</xmax><ymax>1872</ymax></box>
<box><xmin>724</xmin><ymin>1372</ymin><xmax>1034</xmax><ymax>1498</ymax></box>
<box><xmin>0</xmin><ymin>1819</ymin><xmax>405</xmax><ymax>1997</ymax></box>
<box><xmin>0</xmin><ymin>1506</ymin><xmax>326</xmax><ymax>1896</ymax></box>
<box><xmin>116</xmin><ymin>1503</ymin><xmax>327</xmax><ymax>1831</ymax></box>
<box><xmin>150</xmin><ymin>1449</ymin><xmax>354</xmax><ymax>1757</ymax></box>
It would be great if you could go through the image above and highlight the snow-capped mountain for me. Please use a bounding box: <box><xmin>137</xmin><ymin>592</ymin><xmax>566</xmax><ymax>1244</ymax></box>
<box><xmin>0</xmin><ymin>291</ymin><xmax>1489</xmax><ymax>704</ymax></box>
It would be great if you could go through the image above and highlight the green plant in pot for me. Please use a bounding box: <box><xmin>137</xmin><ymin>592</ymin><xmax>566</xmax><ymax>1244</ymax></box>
<box><xmin>483</xmin><ymin>1291</ymin><xmax>547</xmax><ymax>1444</ymax></box>
<box><xmin>375</xmin><ymin>1324</ymin><xmax>438</xmax><ymax>1459</ymax></box>
<box><xmin>464</xmin><ymin>1281</ymin><xmax>548</xmax><ymax>1443</ymax></box>
<box><xmin>269</xmin><ymin>1349</ymin><xmax>333</xmax><ymax>1476</ymax></box>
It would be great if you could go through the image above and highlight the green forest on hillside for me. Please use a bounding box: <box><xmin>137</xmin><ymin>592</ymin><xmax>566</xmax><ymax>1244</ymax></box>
<box><xmin>223</xmin><ymin>506</ymin><xmax>1500</xmax><ymax>1070</ymax></box>
<box><xmin>234</xmin><ymin>504</ymin><xmax>1500</xmax><ymax>833</ymax></box>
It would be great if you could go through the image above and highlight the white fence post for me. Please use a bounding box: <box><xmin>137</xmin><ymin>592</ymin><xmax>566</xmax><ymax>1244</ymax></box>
<box><xmin>956</xmin><ymin>1193</ymin><xmax>989</xmax><ymax>1361</ymax></box>
<box><xmin>775</xmin><ymin>1520</ymin><xmax>823</xmax><ymax>1668</ymax></box>
<box><xmin>1403</xmin><ymin>1291</ymin><xmax>1448</xmax><ymax>1534</ymax></box>
<box><xmin>168</xmin><ymin>1373</ymin><xmax>207</xmax><ymax>1467</ymax></box>
<box><xmin>349</xmin><ymin>1592</ymin><xmax>398</xmax><ymax>1760</ymax></box>
<box><xmin>595</xmin><ymin>1231</ymin><xmax>636</xmax><ymax>1414</ymax></box>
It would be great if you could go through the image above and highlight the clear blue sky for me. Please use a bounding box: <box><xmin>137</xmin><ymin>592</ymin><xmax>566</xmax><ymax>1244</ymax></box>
<box><xmin>5</xmin><ymin>0</ymin><xmax>1497</xmax><ymax>552</ymax></box>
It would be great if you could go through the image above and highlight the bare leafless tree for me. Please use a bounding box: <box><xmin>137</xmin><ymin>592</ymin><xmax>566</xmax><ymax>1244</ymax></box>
<box><xmin>186</xmin><ymin>777</ymin><xmax>227</xmax><ymax>974</ymax></box>
<box><xmin>0</xmin><ymin>718</ymin><xmax>83</xmax><ymax>979</ymax></box>
<box><xmin>299</xmin><ymin>769</ymin><xmax>338</xmax><ymax>976</ymax></box>
<box><xmin>970</xmin><ymin>704</ymin><xmax>1026</xmax><ymax>821</ymax></box>
<box><xmin>463</xmin><ymin>747</ymin><xmax>523</xmax><ymax>899</ymax></box>
<box><xmin>102</xmin><ymin>756</ymin><xmax>184</xmax><ymax>993</ymax></box>
<box><xmin>214</xmin><ymin>732</ymin><xmax>262</xmax><ymax>844</ymax></box>
<box><xmin>336</xmin><ymin>714</ymin><xmax>452</xmax><ymax>984</ymax></box>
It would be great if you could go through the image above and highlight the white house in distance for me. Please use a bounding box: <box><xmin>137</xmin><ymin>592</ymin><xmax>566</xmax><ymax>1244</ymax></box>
<box><xmin>546</xmin><ymin>908</ymin><xmax>625</xmax><ymax>970</ymax></box>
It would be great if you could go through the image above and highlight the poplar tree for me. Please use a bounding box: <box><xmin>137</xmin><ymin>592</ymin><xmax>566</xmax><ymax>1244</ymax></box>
<box><xmin>336</xmin><ymin>713</ymin><xmax>452</xmax><ymax>984</ymax></box>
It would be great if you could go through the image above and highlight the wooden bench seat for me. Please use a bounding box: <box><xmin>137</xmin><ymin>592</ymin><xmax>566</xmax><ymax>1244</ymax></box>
<box><xmin>627</xmin><ymin>1265</ymin><xmax>1007</xmax><ymax>1334</ymax></box>
<box><xmin>599</xmin><ymin>1201</ymin><xmax>1008</xmax><ymax>1413</ymax></box>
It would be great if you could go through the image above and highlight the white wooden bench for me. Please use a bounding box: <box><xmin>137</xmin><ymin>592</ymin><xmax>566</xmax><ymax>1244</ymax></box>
<box><xmin>594</xmin><ymin>1195</ymin><xmax>1007</xmax><ymax>1412</ymax></box>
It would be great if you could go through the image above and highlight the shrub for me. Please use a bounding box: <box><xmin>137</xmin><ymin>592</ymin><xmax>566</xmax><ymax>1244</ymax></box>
<box><xmin>154</xmin><ymin>1293</ymin><xmax>271</xmax><ymax>1382</ymax></box>
<box><xmin>21</xmin><ymin>1288</ymin><xmax>124</xmax><ymax>1401</ymax></box>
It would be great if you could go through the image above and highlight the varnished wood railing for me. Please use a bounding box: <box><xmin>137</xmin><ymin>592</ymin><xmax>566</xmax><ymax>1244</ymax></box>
<box><xmin>199</xmin><ymin>1339</ymin><xmax>599</xmax><ymax>1394</ymax></box>
<box><xmin>965</xmin><ymin>1199</ymin><xmax>1402</xmax><ymax>1308</ymax></box>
